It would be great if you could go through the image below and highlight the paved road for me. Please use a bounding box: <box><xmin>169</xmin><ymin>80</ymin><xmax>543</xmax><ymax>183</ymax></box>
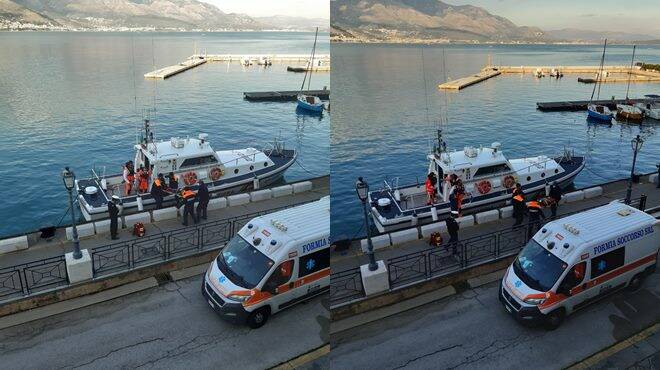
<box><xmin>330</xmin><ymin>271</ymin><xmax>659</xmax><ymax>370</ymax></box>
<box><xmin>0</xmin><ymin>274</ymin><xmax>329</xmax><ymax>369</ymax></box>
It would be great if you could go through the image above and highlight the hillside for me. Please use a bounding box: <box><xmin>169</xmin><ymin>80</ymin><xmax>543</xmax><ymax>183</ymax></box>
<box><xmin>331</xmin><ymin>0</ymin><xmax>546</xmax><ymax>43</ymax></box>
<box><xmin>254</xmin><ymin>15</ymin><xmax>329</xmax><ymax>32</ymax></box>
<box><xmin>0</xmin><ymin>0</ymin><xmax>263</xmax><ymax>30</ymax></box>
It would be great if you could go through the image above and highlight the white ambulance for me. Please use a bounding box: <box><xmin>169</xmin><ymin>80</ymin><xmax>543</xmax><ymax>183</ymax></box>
<box><xmin>202</xmin><ymin>196</ymin><xmax>330</xmax><ymax>328</ymax></box>
<box><xmin>500</xmin><ymin>201</ymin><xmax>659</xmax><ymax>329</ymax></box>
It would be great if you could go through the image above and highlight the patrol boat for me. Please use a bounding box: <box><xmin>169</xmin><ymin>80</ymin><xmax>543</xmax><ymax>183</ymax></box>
<box><xmin>75</xmin><ymin>119</ymin><xmax>297</xmax><ymax>221</ymax></box>
<box><xmin>368</xmin><ymin>131</ymin><xmax>585</xmax><ymax>232</ymax></box>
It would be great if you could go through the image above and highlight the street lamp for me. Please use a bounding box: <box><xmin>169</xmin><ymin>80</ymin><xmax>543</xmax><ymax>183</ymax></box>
<box><xmin>625</xmin><ymin>135</ymin><xmax>644</xmax><ymax>205</ymax></box>
<box><xmin>62</xmin><ymin>167</ymin><xmax>82</xmax><ymax>259</ymax></box>
<box><xmin>356</xmin><ymin>177</ymin><xmax>377</xmax><ymax>271</ymax></box>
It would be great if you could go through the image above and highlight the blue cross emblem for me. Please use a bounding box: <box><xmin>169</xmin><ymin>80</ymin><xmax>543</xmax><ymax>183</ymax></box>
<box><xmin>597</xmin><ymin>260</ymin><xmax>606</xmax><ymax>271</ymax></box>
<box><xmin>514</xmin><ymin>280</ymin><xmax>522</xmax><ymax>288</ymax></box>
<box><xmin>306</xmin><ymin>259</ymin><xmax>316</xmax><ymax>271</ymax></box>
<box><xmin>219</xmin><ymin>276</ymin><xmax>226</xmax><ymax>283</ymax></box>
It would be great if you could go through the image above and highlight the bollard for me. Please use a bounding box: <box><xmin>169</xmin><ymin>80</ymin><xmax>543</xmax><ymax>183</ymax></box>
<box><xmin>137</xmin><ymin>196</ymin><xmax>144</xmax><ymax>211</ymax></box>
<box><xmin>411</xmin><ymin>213</ymin><xmax>418</xmax><ymax>226</ymax></box>
<box><xmin>639</xmin><ymin>194</ymin><xmax>647</xmax><ymax>211</ymax></box>
<box><xmin>253</xmin><ymin>177</ymin><xmax>260</xmax><ymax>190</ymax></box>
<box><xmin>431</xmin><ymin>207</ymin><xmax>438</xmax><ymax>221</ymax></box>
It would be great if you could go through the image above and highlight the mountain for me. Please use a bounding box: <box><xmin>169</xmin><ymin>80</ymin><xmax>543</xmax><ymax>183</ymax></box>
<box><xmin>331</xmin><ymin>0</ymin><xmax>546</xmax><ymax>43</ymax></box>
<box><xmin>0</xmin><ymin>0</ymin><xmax>263</xmax><ymax>30</ymax></box>
<box><xmin>255</xmin><ymin>15</ymin><xmax>329</xmax><ymax>32</ymax></box>
<box><xmin>545</xmin><ymin>28</ymin><xmax>658</xmax><ymax>43</ymax></box>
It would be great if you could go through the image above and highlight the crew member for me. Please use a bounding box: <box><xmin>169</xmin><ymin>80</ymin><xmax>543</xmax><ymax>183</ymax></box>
<box><xmin>455</xmin><ymin>179</ymin><xmax>465</xmax><ymax>214</ymax></box>
<box><xmin>123</xmin><ymin>161</ymin><xmax>135</xmax><ymax>196</ymax></box>
<box><xmin>137</xmin><ymin>166</ymin><xmax>149</xmax><ymax>194</ymax></box>
<box><xmin>548</xmin><ymin>181</ymin><xmax>562</xmax><ymax>219</ymax></box>
<box><xmin>425</xmin><ymin>173</ymin><xmax>437</xmax><ymax>205</ymax></box>
<box><xmin>512</xmin><ymin>183</ymin><xmax>525</xmax><ymax>226</ymax></box>
<box><xmin>527</xmin><ymin>195</ymin><xmax>545</xmax><ymax>238</ymax></box>
<box><xmin>168</xmin><ymin>172</ymin><xmax>179</xmax><ymax>191</ymax></box>
<box><xmin>196</xmin><ymin>179</ymin><xmax>210</xmax><ymax>220</ymax></box>
<box><xmin>150</xmin><ymin>173</ymin><xmax>168</xmax><ymax>210</ymax></box>
<box><xmin>108</xmin><ymin>195</ymin><xmax>122</xmax><ymax>240</ymax></box>
<box><xmin>181</xmin><ymin>186</ymin><xmax>198</xmax><ymax>226</ymax></box>
<box><xmin>445</xmin><ymin>211</ymin><xmax>460</xmax><ymax>254</ymax></box>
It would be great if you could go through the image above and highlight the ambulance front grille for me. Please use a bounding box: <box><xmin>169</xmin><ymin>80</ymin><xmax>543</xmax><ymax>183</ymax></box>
<box><xmin>502</xmin><ymin>286</ymin><xmax>521</xmax><ymax>311</ymax></box>
<box><xmin>206</xmin><ymin>282</ymin><xmax>226</xmax><ymax>307</ymax></box>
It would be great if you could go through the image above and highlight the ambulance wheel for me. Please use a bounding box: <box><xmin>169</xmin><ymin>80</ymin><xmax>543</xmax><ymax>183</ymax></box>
<box><xmin>246</xmin><ymin>307</ymin><xmax>270</xmax><ymax>329</ymax></box>
<box><xmin>627</xmin><ymin>273</ymin><xmax>645</xmax><ymax>292</ymax></box>
<box><xmin>544</xmin><ymin>309</ymin><xmax>565</xmax><ymax>330</ymax></box>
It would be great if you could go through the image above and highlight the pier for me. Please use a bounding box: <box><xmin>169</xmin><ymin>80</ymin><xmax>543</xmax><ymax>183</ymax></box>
<box><xmin>438</xmin><ymin>69</ymin><xmax>501</xmax><ymax>90</ymax></box>
<box><xmin>143</xmin><ymin>58</ymin><xmax>206</xmax><ymax>79</ymax></box>
<box><xmin>537</xmin><ymin>97</ymin><xmax>657</xmax><ymax>111</ymax></box>
<box><xmin>243</xmin><ymin>88</ymin><xmax>330</xmax><ymax>102</ymax></box>
<box><xmin>144</xmin><ymin>54</ymin><xmax>331</xmax><ymax>79</ymax></box>
<box><xmin>439</xmin><ymin>64</ymin><xmax>660</xmax><ymax>90</ymax></box>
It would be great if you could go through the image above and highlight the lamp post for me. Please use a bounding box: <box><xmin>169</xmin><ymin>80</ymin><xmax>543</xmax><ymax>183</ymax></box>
<box><xmin>62</xmin><ymin>167</ymin><xmax>82</xmax><ymax>259</ymax></box>
<box><xmin>625</xmin><ymin>135</ymin><xmax>644</xmax><ymax>205</ymax></box>
<box><xmin>356</xmin><ymin>177</ymin><xmax>377</xmax><ymax>271</ymax></box>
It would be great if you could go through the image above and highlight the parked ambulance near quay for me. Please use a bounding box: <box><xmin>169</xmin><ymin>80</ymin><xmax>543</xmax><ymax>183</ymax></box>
<box><xmin>500</xmin><ymin>201</ymin><xmax>659</xmax><ymax>329</ymax></box>
<box><xmin>202</xmin><ymin>196</ymin><xmax>330</xmax><ymax>328</ymax></box>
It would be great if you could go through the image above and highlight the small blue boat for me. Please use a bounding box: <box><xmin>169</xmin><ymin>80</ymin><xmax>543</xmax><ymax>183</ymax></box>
<box><xmin>297</xmin><ymin>94</ymin><xmax>324</xmax><ymax>112</ymax></box>
<box><xmin>587</xmin><ymin>103</ymin><xmax>613</xmax><ymax>122</ymax></box>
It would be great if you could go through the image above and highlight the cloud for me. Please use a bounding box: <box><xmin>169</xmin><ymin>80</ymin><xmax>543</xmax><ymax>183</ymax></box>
<box><xmin>579</xmin><ymin>13</ymin><xmax>596</xmax><ymax>17</ymax></box>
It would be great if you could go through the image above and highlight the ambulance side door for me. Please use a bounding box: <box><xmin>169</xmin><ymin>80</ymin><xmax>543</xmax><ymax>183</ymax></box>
<box><xmin>556</xmin><ymin>261</ymin><xmax>588</xmax><ymax>314</ymax></box>
<box><xmin>297</xmin><ymin>247</ymin><xmax>330</xmax><ymax>298</ymax></box>
<box><xmin>262</xmin><ymin>259</ymin><xmax>296</xmax><ymax>314</ymax></box>
<box><xmin>588</xmin><ymin>246</ymin><xmax>627</xmax><ymax>301</ymax></box>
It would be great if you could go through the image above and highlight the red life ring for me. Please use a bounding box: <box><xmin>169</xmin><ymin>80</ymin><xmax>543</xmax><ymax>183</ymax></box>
<box><xmin>503</xmin><ymin>175</ymin><xmax>515</xmax><ymax>189</ymax></box>
<box><xmin>183</xmin><ymin>171</ymin><xmax>197</xmax><ymax>186</ymax></box>
<box><xmin>209</xmin><ymin>167</ymin><xmax>224</xmax><ymax>181</ymax></box>
<box><xmin>476</xmin><ymin>180</ymin><xmax>492</xmax><ymax>195</ymax></box>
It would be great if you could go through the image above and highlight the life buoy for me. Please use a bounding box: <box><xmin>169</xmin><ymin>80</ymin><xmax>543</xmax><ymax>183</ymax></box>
<box><xmin>183</xmin><ymin>171</ymin><xmax>197</xmax><ymax>186</ymax></box>
<box><xmin>209</xmin><ymin>167</ymin><xmax>224</xmax><ymax>181</ymax></box>
<box><xmin>503</xmin><ymin>175</ymin><xmax>516</xmax><ymax>189</ymax></box>
<box><xmin>476</xmin><ymin>180</ymin><xmax>492</xmax><ymax>195</ymax></box>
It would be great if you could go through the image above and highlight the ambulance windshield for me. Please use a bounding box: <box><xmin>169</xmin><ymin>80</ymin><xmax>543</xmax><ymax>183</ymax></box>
<box><xmin>513</xmin><ymin>239</ymin><xmax>567</xmax><ymax>292</ymax></box>
<box><xmin>216</xmin><ymin>235</ymin><xmax>275</xmax><ymax>289</ymax></box>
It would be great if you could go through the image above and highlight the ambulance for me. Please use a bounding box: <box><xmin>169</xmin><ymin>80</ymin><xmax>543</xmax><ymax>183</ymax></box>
<box><xmin>500</xmin><ymin>201</ymin><xmax>659</xmax><ymax>329</ymax></box>
<box><xmin>202</xmin><ymin>196</ymin><xmax>330</xmax><ymax>328</ymax></box>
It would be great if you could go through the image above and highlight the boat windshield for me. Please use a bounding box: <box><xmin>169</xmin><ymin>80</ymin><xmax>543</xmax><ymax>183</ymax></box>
<box><xmin>216</xmin><ymin>235</ymin><xmax>274</xmax><ymax>289</ymax></box>
<box><xmin>512</xmin><ymin>239</ymin><xmax>568</xmax><ymax>292</ymax></box>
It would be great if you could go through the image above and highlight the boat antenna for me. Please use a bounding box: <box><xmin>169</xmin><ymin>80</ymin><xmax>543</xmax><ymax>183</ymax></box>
<box><xmin>421</xmin><ymin>47</ymin><xmax>431</xmax><ymax>127</ymax></box>
<box><xmin>625</xmin><ymin>44</ymin><xmax>636</xmax><ymax>101</ymax></box>
<box><xmin>307</xmin><ymin>27</ymin><xmax>318</xmax><ymax>91</ymax></box>
<box><xmin>590</xmin><ymin>39</ymin><xmax>607</xmax><ymax>102</ymax></box>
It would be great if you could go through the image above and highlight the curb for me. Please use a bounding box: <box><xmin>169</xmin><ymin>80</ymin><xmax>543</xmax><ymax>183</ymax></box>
<box><xmin>565</xmin><ymin>323</ymin><xmax>659</xmax><ymax>370</ymax></box>
<box><xmin>269</xmin><ymin>344</ymin><xmax>330</xmax><ymax>370</ymax></box>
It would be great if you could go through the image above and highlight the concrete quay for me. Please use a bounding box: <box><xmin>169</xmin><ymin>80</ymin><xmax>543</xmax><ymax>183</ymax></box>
<box><xmin>143</xmin><ymin>58</ymin><xmax>207</xmax><ymax>79</ymax></box>
<box><xmin>0</xmin><ymin>176</ymin><xmax>328</xmax><ymax>269</ymax></box>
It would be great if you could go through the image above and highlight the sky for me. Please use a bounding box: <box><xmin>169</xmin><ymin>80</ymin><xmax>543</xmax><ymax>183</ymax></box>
<box><xmin>444</xmin><ymin>0</ymin><xmax>660</xmax><ymax>36</ymax></box>
<box><xmin>200</xmin><ymin>0</ymin><xmax>330</xmax><ymax>19</ymax></box>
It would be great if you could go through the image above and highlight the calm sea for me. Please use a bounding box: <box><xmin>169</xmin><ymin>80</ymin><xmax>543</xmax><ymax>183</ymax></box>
<box><xmin>331</xmin><ymin>43</ymin><xmax>660</xmax><ymax>240</ymax></box>
<box><xmin>0</xmin><ymin>32</ymin><xmax>329</xmax><ymax>238</ymax></box>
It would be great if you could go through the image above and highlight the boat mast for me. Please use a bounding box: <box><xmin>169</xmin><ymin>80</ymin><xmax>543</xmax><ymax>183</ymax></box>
<box><xmin>590</xmin><ymin>39</ymin><xmax>607</xmax><ymax>102</ymax></box>
<box><xmin>625</xmin><ymin>44</ymin><xmax>636</xmax><ymax>101</ymax></box>
<box><xmin>300</xmin><ymin>27</ymin><xmax>318</xmax><ymax>93</ymax></box>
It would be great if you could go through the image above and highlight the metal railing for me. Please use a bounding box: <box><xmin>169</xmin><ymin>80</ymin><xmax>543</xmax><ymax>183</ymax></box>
<box><xmin>330</xmin><ymin>195</ymin><xmax>649</xmax><ymax>308</ymax></box>
<box><xmin>0</xmin><ymin>256</ymin><xmax>68</xmax><ymax>301</ymax></box>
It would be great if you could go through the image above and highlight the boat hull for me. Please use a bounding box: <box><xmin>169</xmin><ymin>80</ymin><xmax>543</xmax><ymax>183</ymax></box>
<box><xmin>368</xmin><ymin>156</ymin><xmax>585</xmax><ymax>233</ymax></box>
<box><xmin>77</xmin><ymin>149</ymin><xmax>297</xmax><ymax>222</ymax></box>
<box><xmin>297</xmin><ymin>97</ymin><xmax>324</xmax><ymax>112</ymax></box>
<box><xmin>587</xmin><ymin>106</ymin><xmax>612</xmax><ymax>122</ymax></box>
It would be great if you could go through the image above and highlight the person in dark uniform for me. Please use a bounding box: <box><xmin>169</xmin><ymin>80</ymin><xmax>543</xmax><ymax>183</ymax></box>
<box><xmin>108</xmin><ymin>195</ymin><xmax>122</xmax><ymax>240</ymax></box>
<box><xmin>548</xmin><ymin>181</ymin><xmax>562</xmax><ymax>219</ymax></box>
<box><xmin>196</xmin><ymin>180</ymin><xmax>210</xmax><ymax>220</ymax></box>
<box><xmin>527</xmin><ymin>195</ymin><xmax>545</xmax><ymax>239</ymax></box>
<box><xmin>446</xmin><ymin>211</ymin><xmax>460</xmax><ymax>254</ymax></box>
<box><xmin>168</xmin><ymin>172</ymin><xmax>179</xmax><ymax>191</ymax></box>
<box><xmin>150</xmin><ymin>174</ymin><xmax>168</xmax><ymax>210</ymax></box>
<box><xmin>512</xmin><ymin>183</ymin><xmax>525</xmax><ymax>226</ymax></box>
<box><xmin>181</xmin><ymin>186</ymin><xmax>197</xmax><ymax>226</ymax></box>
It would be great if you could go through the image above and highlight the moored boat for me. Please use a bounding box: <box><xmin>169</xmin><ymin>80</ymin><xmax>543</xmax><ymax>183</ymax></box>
<box><xmin>616</xmin><ymin>103</ymin><xmax>644</xmax><ymax>122</ymax></box>
<box><xmin>635</xmin><ymin>101</ymin><xmax>660</xmax><ymax>120</ymax></box>
<box><xmin>75</xmin><ymin>119</ymin><xmax>296</xmax><ymax>221</ymax></box>
<box><xmin>367</xmin><ymin>131</ymin><xmax>585</xmax><ymax>233</ymax></box>
<box><xmin>296</xmin><ymin>27</ymin><xmax>324</xmax><ymax>113</ymax></box>
<box><xmin>587</xmin><ymin>103</ymin><xmax>613</xmax><ymax>122</ymax></box>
